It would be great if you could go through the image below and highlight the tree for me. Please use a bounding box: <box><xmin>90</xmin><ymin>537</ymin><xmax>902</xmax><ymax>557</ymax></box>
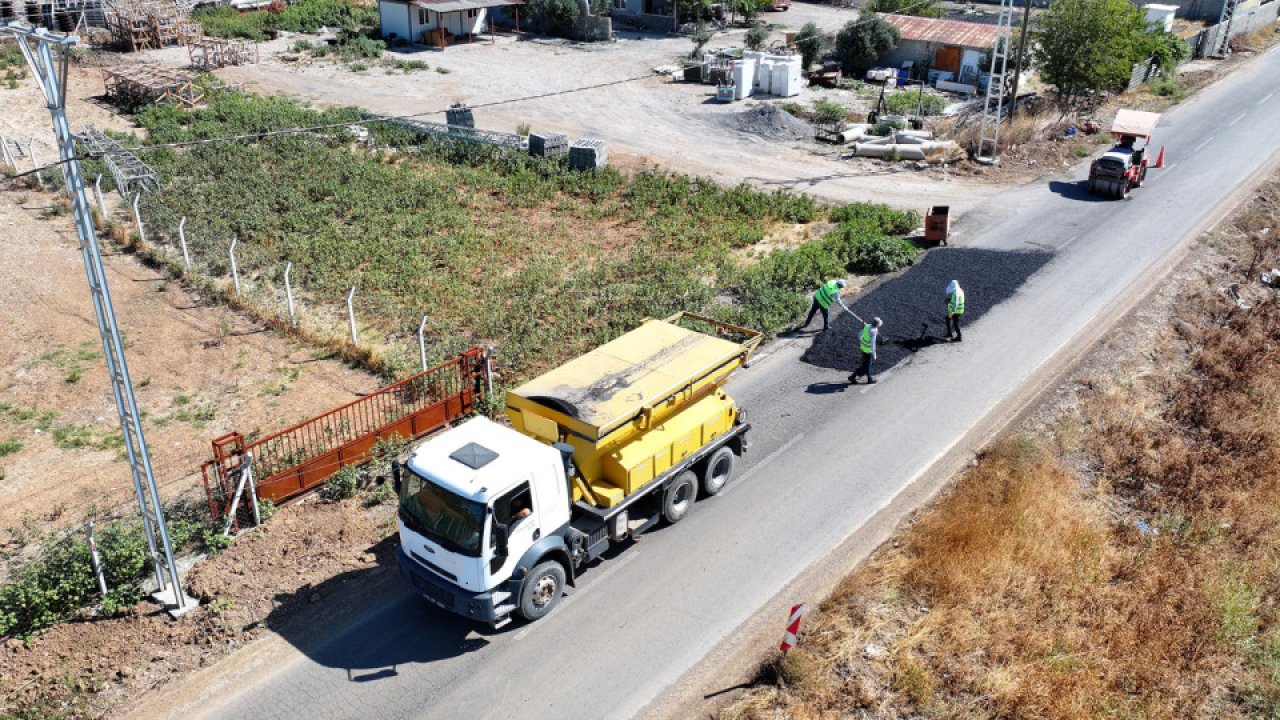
<box><xmin>530</xmin><ymin>0</ymin><xmax>581</xmax><ymax>38</ymax></box>
<box><xmin>834</xmin><ymin>15</ymin><xmax>899</xmax><ymax>77</ymax></box>
<box><xmin>1032</xmin><ymin>0</ymin><xmax>1151</xmax><ymax>106</ymax></box>
<box><xmin>730</xmin><ymin>0</ymin><xmax>768</xmax><ymax>25</ymax></box>
<box><xmin>1145</xmin><ymin>28</ymin><xmax>1191</xmax><ymax>75</ymax></box>
<box><xmin>795</xmin><ymin>21</ymin><xmax>826</xmax><ymax>70</ymax></box>
<box><xmin>690</xmin><ymin>30</ymin><xmax>713</xmax><ymax>59</ymax></box>
<box><xmin>863</xmin><ymin>0</ymin><xmax>941</xmax><ymax>19</ymax></box>
<box><xmin>745</xmin><ymin>20</ymin><xmax>769</xmax><ymax>51</ymax></box>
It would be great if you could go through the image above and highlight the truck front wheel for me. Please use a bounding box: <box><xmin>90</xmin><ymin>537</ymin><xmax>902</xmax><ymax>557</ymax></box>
<box><xmin>701</xmin><ymin>447</ymin><xmax>736</xmax><ymax>496</ymax></box>
<box><xmin>518</xmin><ymin>561</ymin><xmax>566</xmax><ymax>621</ymax></box>
<box><xmin>663</xmin><ymin>471</ymin><xmax>698</xmax><ymax>524</ymax></box>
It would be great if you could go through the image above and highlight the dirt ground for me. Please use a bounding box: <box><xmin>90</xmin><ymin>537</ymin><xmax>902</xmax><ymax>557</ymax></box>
<box><xmin>98</xmin><ymin>5</ymin><xmax>1003</xmax><ymax>214</ymax></box>
<box><xmin>0</xmin><ymin>70</ymin><xmax>380</xmax><ymax>556</ymax></box>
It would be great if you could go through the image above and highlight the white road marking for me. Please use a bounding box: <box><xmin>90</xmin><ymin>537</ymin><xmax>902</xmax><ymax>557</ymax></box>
<box><xmin>719</xmin><ymin>432</ymin><xmax>806</xmax><ymax>497</ymax></box>
<box><xmin>1259</xmin><ymin>91</ymin><xmax>1275</xmax><ymax>106</ymax></box>
<box><xmin>1228</xmin><ymin>112</ymin><xmax>1247</xmax><ymax>127</ymax></box>
<box><xmin>511</xmin><ymin>550</ymin><xmax>641</xmax><ymax>641</ymax></box>
<box><xmin>1194</xmin><ymin>136</ymin><xmax>1216</xmax><ymax>152</ymax></box>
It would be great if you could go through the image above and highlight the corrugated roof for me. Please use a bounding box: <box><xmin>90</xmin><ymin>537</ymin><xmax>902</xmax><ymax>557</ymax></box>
<box><xmin>410</xmin><ymin>0</ymin><xmax>523</xmax><ymax>10</ymax></box>
<box><xmin>880</xmin><ymin>13</ymin><xmax>1001</xmax><ymax>49</ymax></box>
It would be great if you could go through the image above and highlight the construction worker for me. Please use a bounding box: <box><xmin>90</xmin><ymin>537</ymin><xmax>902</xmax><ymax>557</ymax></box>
<box><xmin>799</xmin><ymin>278</ymin><xmax>851</xmax><ymax>332</ymax></box>
<box><xmin>945</xmin><ymin>279</ymin><xmax>965</xmax><ymax>342</ymax></box>
<box><xmin>849</xmin><ymin>317</ymin><xmax>882</xmax><ymax>384</ymax></box>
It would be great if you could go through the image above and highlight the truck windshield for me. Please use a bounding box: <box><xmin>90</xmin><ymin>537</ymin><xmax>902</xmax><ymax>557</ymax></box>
<box><xmin>398</xmin><ymin>469</ymin><xmax>486</xmax><ymax>557</ymax></box>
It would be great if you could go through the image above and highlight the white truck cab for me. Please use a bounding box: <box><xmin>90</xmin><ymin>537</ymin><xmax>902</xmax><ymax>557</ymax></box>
<box><xmin>395</xmin><ymin>417</ymin><xmax>573</xmax><ymax>624</ymax></box>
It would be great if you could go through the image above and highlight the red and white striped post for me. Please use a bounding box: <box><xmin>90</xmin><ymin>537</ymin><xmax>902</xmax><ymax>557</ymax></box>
<box><xmin>779</xmin><ymin>603</ymin><xmax>805</xmax><ymax>654</ymax></box>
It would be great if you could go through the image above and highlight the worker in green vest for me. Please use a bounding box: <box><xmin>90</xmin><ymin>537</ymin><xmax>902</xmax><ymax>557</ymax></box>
<box><xmin>799</xmin><ymin>278</ymin><xmax>851</xmax><ymax>332</ymax></box>
<box><xmin>946</xmin><ymin>279</ymin><xmax>965</xmax><ymax>342</ymax></box>
<box><xmin>849</xmin><ymin>317</ymin><xmax>882</xmax><ymax>384</ymax></box>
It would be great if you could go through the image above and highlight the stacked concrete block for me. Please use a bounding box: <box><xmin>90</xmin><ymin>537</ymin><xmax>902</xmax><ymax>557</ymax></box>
<box><xmin>445</xmin><ymin>103</ymin><xmax>475</xmax><ymax>129</ymax></box>
<box><xmin>529</xmin><ymin>132</ymin><xmax>569</xmax><ymax>159</ymax></box>
<box><xmin>569</xmin><ymin>139</ymin><xmax>608</xmax><ymax>171</ymax></box>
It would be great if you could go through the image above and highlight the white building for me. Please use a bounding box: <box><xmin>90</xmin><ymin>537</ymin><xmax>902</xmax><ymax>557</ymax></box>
<box><xmin>378</xmin><ymin>0</ymin><xmax>525</xmax><ymax>46</ymax></box>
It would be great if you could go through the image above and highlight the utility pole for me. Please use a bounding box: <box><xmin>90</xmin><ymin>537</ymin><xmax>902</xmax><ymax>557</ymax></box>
<box><xmin>975</xmin><ymin>0</ymin><xmax>1014</xmax><ymax>164</ymax></box>
<box><xmin>1007</xmin><ymin>0</ymin><xmax>1033</xmax><ymax>118</ymax></box>
<box><xmin>1</xmin><ymin>21</ymin><xmax>193</xmax><ymax>617</ymax></box>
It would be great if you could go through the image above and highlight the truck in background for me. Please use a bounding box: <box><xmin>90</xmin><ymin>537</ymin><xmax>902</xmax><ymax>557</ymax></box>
<box><xmin>394</xmin><ymin>313</ymin><xmax>761</xmax><ymax>627</ymax></box>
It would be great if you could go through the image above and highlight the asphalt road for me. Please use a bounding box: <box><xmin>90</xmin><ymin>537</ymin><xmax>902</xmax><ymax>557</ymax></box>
<box><xmin>187</xmin><ymin>47</ymin><xmax>1280</xmax><ymax>720</ymax></box>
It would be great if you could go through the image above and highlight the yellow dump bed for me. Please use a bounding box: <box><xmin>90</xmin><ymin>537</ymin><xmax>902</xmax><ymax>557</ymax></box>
<box><xmin>506</xmin><ymin>313</ymin><xmax>761</xmax><ymax>508</ymax></box>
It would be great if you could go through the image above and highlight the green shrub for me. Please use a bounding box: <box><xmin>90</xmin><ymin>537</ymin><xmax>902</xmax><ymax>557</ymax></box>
<box><xmin>868</xmin><ymin>118</ymin><xmax>908</xmax><ymax>136</ymax></box>
<box><xmin>529</xmin><ymin>0</ymin><xmax>581</xmax><ymax>37</ymax></box>
<box><xmin>745</xmin><ymin>21</ymin><xmax>769</xmax><ymax>51</ymax></box>
<box><xmin>830</xmin><ymin>231</ymin><xmax>918</xmax><ymax>273</ymax></box>
<box><xmin>0</xmin><ymin>439</ymin><xmax>22</xmax><ymax>456</ymax></box>
<box><xmin>195</xmin><ymin>0</ymin><xmax>377</xmax><ymax>40</ymax></box>
<box><xmin>885</xmin><ymin>90</ymin><xmax>947</xmax><ymax>116</ymax></box>
<box><xmin>320</xmin><ymin>466</ymin><xmax>359</xmax><ymax>500</ymax></box>
<box><xmin>829</xmin><ymin>203</ymin><xmax>920</xmax><ymax>234</ymax></box>
<box><xmin>1149</xmin><ymin>78</ymin><xmax>1184</xmax><ymax>100</ymax></box>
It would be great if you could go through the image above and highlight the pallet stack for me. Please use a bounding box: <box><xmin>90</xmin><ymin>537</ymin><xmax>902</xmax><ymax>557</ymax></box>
<box><xmin>105</xmin><ymin>0</ymin><xmax>194</xmax><ymax>52</ymax></box>
<box><xmin>188</xmin><ymin>34</ymin><xmax>257</xmax><ymax>70</ymax></box>
<box><xmin>568</xmin><ymin>139</ymin><xmax>608</xmax><ymax>171</ymax></box>
<box><xmin>103</xmin><ymin>65</ymin><xmax>202</xmax><ymax>109</ymax></box>
<box><xmin>528</xmin><ymin>132</ymin><xmax>568</xmax><ymax>159</ymax></box>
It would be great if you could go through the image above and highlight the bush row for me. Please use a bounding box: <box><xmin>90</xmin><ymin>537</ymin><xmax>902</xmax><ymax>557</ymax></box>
<box><xmin>0</xmin><ymin>499</ymin><xmax>224</xmax><ymax>639</ymax></box>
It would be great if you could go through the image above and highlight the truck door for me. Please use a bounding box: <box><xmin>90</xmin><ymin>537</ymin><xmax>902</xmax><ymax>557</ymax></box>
<box><xmin>489</xmin><ymin>480</ymin><xmax>537</xmax><ymax>582</ymax></box>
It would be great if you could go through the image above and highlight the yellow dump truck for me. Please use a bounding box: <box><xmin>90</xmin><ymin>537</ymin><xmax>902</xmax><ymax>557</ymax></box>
<box><xmin>394</xmin><ymin>313</ymin><xmax>760</xmax><ymax>626</ymax></box>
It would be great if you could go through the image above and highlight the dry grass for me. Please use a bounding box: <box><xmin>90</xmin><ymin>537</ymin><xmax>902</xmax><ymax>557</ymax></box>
<box><xmin>722</xmin><ymin>180</ymin><xmax>1280</xmax><ymax>719</ymax></box>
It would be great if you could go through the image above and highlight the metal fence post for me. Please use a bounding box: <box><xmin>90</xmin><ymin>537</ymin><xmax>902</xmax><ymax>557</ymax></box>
<box><xmin>245</xmin><ymin>451</ymin><xmax>261</xmax><ymax>527</ymax></box>
<box><xmin>93</xmin><ymin>175</ymin><xmax>106</xmax><ymax>218</ymax></box>
<box><xmin>86</xmin><ymin>520</ymin><xmax>109</xmax><ymax>598</ymax></box>
<box><xmin>131</xmin><ymin>193</ymin><xmax>146</xmax><ymax>245</ymax></box>
<box><xmin>347</xmin><ymin>286</ymin><xmax>357</xmax><ymax>344</ymax></box>
<box><xmin>418</xmin><ymin>315</ymin><xmax>429</xmax><ymax>371</ymax></box>
<box><xmin>229</xmin><ymin>238</ymin><xmax>241</xmax><ymax>295</ymax></box>
<box><xmin>30</xmin><ymin>145</ymin><xmax>43</xmax><ymax>188</ymax></box>
<box><xmin>178</xmin><ymin>217</ymin><xmax>191</xmax><ymax>270</ymax></box>
<box><xmin>284</xmin><ymin>262</ymin><xmax>296</xmax><ymax>326</ymax></box>
<box><xmin>485</xmin><ymin>345</ymin><xmax>494</xmax><ymax>398</ymax></box>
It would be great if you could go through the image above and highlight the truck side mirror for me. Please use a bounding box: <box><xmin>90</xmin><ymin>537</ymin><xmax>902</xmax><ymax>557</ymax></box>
<box><xmin>392</xmin><ymin>463</ymin><xmax>402</xmax><ymax>496</ymax></box>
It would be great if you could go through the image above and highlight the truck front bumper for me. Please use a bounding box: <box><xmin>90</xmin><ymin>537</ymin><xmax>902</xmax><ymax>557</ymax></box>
<box><xmin>396</xmin><ymin>546</ymin><xmax>505</xmax><ymax>624</ymax></box>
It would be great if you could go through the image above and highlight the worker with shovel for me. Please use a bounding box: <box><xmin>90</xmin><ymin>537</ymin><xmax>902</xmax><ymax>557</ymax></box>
<box><xmin>946</xmin><ymin>280</ymin><xmax>965</xmax><ymax>342</ymax></box>
<box><xmin>799</xmin><ymin>278</ymin><xmax>852</xmax><ymax>333</ymax></box>
<box><xmin>848</xmin><ymin>315</ymin><xmax>882</xmax><ymax>385</ymax></box>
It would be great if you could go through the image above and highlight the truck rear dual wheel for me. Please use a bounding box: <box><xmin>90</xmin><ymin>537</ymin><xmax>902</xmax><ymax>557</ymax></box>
<box><xmin>517</xmin><ymin>561</ymin><xmax>566</xmax><ymax>621</ymax></box>
<box><xmin>701</xmin><ymin>447</ymin><xmax>736</xmax><ymax>497</ymax></box>
<box><xmin>663</xmin><ymin>471</ymin><xmax>698</xmax><ymax>524</ymax></box>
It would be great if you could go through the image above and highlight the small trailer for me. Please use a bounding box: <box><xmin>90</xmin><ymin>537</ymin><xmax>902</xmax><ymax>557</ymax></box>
<box><xmin>1088</xmin><ymin>109</ymin><xmax>1163</xmax><ymax>200</ymax></box>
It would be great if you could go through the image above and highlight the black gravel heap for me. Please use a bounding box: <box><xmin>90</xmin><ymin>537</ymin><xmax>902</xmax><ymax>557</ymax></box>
<box><xmin>799</xmin><ymin>247</ymin><xmax>1054</xmax><ymax>373</ymax></box>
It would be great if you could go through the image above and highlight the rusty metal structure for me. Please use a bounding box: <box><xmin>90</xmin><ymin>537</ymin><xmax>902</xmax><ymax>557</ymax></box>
<box><xmin>103</xmin><ymin>64</ymin><xmax>202</xmax><ymax>109</ymax></box>
<box><xmin>202</xmin><ymin>347</ymin><xmax>491</xmax><ymax>524</ymax></box>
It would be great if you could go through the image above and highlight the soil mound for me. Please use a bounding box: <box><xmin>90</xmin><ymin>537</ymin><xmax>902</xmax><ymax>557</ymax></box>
<box><xmin>732</xmin><ymin>104</ymin><xmax>814</xmax><ymax>141</ymax></box>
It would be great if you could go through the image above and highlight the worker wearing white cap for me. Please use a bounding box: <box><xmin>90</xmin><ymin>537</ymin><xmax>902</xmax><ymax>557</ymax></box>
<box><xmin>849</xmin><ymin>316</ymin><xmax>882</xmax><ymax>384</ymax></box>
<box><xmin>945</xmin><ymin>280</ymin><xmax>965</xmax><ymax>342</ymax></box>
<box><xmin>799</xmin><ymin>278</ymin><xmax>852</xmax><ymax>333</ymax></box>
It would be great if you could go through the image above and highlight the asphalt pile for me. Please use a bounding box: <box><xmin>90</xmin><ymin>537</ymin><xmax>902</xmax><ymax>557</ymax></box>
<box><xmin>800</xmin><ymin>247</ymin><xmax>1053</xmax><ymax>374</ymax></box>
<box><xmin>730</xmin><ymin>104</ymin><xmax>814</xmax><ymax>142</ymax></box>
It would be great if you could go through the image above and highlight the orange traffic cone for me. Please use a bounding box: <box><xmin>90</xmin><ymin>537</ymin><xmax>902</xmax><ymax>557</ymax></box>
<box><xmin>1155</xmin><ymin>146</ymin><xmax>1165</xmax><ymax>169</ymax></box>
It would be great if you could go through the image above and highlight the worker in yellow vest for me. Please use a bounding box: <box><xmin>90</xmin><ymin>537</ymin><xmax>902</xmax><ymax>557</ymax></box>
<box><xmin>849</xmin><ymin>317</ymin><xmax>882</xmax><ymax>384</ymax></box>
<box><xmin>946</xmin><ymin>279</ymin><xmax>965</xmax><ymax>342</ymax></box>
<box><xmin>799</xmin><ymin>278</ymin><xmax>851</xmax><ymax>332</ymax></box>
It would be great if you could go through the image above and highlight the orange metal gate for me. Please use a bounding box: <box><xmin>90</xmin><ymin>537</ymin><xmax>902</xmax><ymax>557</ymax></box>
<box><xmin>202</xmin><ymin>347</ymin><xmax>490</xmax><ymax>522</ymax></box>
